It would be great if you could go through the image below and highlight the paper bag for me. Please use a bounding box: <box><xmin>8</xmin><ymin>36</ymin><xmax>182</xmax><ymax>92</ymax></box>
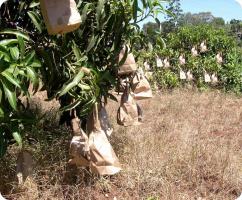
<box><xmin>69</xmin><ymin>132</ymin><xmax>90</xmax><ymax>167</ymax></box>
<box><xmin>191</xmin><ymin>46</ymin><xmax>198</xmax><ymax>57</ymax></box>
<box><xmin>16</xmin><ymin>151</ymin><xmax>34</xmax><ymax>185</ymax></box>
<box><xmin>156</xmin><ymin>57</ymin><xmax>163</xmax><ymax>68</ymax></box>
<box><xmin>117</xmin><ymin>86</ymin><xmax>140</xmax><ymax>126</ymax></box>
<box><xmin>179</xmin><ymin>55</ymin><xmax>186</xmax><ymax>65</ymax></box>
<box><xmin>163</xmin><ymin>58</ymin><xmax>170</xmax><ymax>68</ymax></box>
<box><xmin>118</xmin><ymin>46</ymin><xmax>137</xmax><ymax>75</ymax></box>
<box><xmin>200</xmin><ymin>41</ymin><xmax>207</xmax><ymax>53</ymax></box>
<box><xmin>216</xmin><ymin>53</ymin><xmax>223</xmax><ymax>64</ymax></box>
<box><xmin>186</xmin><ymin>70</ymin><xmax>194</xmax><ymax>81</ymax></box>
<box><xmin>204</xmin><ymin>71</ymin><xmax>211</xmax><ymax>82</ymax></box>
<box><xmin>131</xmin><ymin>72</ymin><xmax>152</xmax><ymax>100</ymax></box>
<box><xmin>99</xmin><ymin>105</ymin><xmax>113</xmax><ymax>137</ymax></box>
<box><xmin>40</xmin><ymin>0</ymin><xmax>81</xmax><ymax>35</ymax></box>
<box><xmin>211</xmin><ymin>73</ymin><xmax>218</xmax><ymax>84</ymax></box>
<box><xmin>179</xmin><ymin>69</ymin><xmax>186</xmax><ymax>80</ymax></box>
<box><xmin>88</xmin><ymin>104</ymin><xmax>121</xmax><ymax>175</ymax></box>
<box><xmin>144</xmin><ymin>61</ymin><xmax>151</xmax><ymax>71</ymax></box>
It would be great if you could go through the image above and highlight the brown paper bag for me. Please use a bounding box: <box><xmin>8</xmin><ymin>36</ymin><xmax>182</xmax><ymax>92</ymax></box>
<box><xmin>99</xmin><ymin>105</ymin><xmax>113</xmax><ymax>137</ymax></box>
<box><xmin>118</xmin><ymin>46</ymin><xmax>137</xmax><ymax>75</ymax></box>
<box><xmin>69</xmin><ymin>130</ymin><xmax>90</xmax><ymax>167</ymax></box>
<box><xmin>131</xmin><ymin>72</ymin><xmax>153</xmax><ymax>100</ymax></box>
<box><xmin>88</xmin><ymin>104</ymin><xmax>121</xmax><ymax>175</ymax></box>
<box><xmin>40</xmin><ymin>0</ymin><xmax>81</xmax><ymax>35</ymax></box>
<box><xmin>117</xmin><ymin>86</ymin><xmax>141</xmax><ymax>126</ymax></box>
<box><xmin>16</xmin><ymin>151</ymin><xmax>34</xmax><ymax>185</ymax></box>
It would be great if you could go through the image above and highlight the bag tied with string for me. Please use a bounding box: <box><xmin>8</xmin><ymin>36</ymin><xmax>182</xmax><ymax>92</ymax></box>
<box><xmin>99</xmin><ymin>104</ymin><xmax>113</xmax><ymax>137</ymax></box>
<box><xmin>87</xmin><ymin>103</ymin><xmax>121</xmax><ymax>175</ymax></box>
<box><xmin>117</xmin><ymin>84</ymin><xmax>141</xmax><ymax>126</ymax></box>
<box><xmin>118</xmin><ymin>46</ymin><xmax>137</xmax><ymax>75</ymax></box>
<box><xmin>131</xmin><ymin>70</ymin><xmax>153</xmax><ymax>100</ymax></box>
<box><xmin>69</xmin><ymin>110</ymin><xmax>90</xmax><ymax>167</ymax></box>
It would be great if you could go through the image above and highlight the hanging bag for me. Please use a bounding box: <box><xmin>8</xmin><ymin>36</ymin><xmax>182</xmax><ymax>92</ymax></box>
<box><xmin>87</xmin><ymin>103</ymin><xmax>121</xmax><ymax>175</ymax></box>
<box><xmin>40</xmin><ymin>0</ymin><xmax>82</xmax><ymax>35</ymax></box>
<box><xmin>117</xmin><ymin>85</ymin><xmax>140</xmax><ymax>126</ymax></box>
<box><xmin>118</xmin><ymin>46</ymin><xmax>137</xmax><ymax>75</ymax></box>
<box><xmin>131</xmin><ymin>71</ymin><xmax>153</xmax><ymax>100</ymax></box>
<box><xmin>99</xmin><ymin>104</ymin><xmax>113</xmax><ymax>137</ymax></box>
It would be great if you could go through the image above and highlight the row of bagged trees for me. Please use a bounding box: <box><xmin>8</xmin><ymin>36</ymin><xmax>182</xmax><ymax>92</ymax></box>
<box><xmin>136</xmin><ymin>25</ymin><xmax>242</xmax><ymax>92</ymax></box>
<box><xmin>0</xmin><ymin>0</ymin><xmax>165</xmax><ymax>177</ymax></box>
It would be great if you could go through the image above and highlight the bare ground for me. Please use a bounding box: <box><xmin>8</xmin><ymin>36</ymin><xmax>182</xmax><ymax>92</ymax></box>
<box><xmin>0</xmin><ymin>89</ymin><xmax>242</xmax><ymax>200</ymax></box>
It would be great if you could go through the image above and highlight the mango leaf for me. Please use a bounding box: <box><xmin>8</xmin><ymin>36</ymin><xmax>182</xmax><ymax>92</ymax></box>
<box><xmin>27</xmin><ymin>11</ymin><xmax>42</xmax><ymax>33</ymax></box>
<box><xmin>0</xmin><ymin>30</ymin><xmax>30</xmax><ymax>41</ymax></box>
<box><xmin>1</xmin><ymin>71</ymin><xmax>21</xmax><ymax>88</ymax></box>
<box><xmin>29</xmin><ymin>2</ymin><xmax>40</xmax><ymax>8</ymax></box>
<box><xmin>58</xmin><ymin>71</ymin><xmax>84</xmax><ymax>96</ymax></box>
<box><xmin>72</xmin><ymin>41</ymin><xmax>82</xmax><ymax>61</ymax></box>
<box><xmin>0</xmin><ymin>107</ymin><xmax>4</xmax><ymax>118</ymax></box>
<box><xmin>0</xmin><ymin>45</ymin><xmax>10</xmax><ymax>61</ymax></box>
<box><xmin>1</xmin><ymin>79</ymin><xmax>17</xmax><ymax>110</ymax></box>
<box><xmin>60</xmin><ymin>98</ymin><xmax>82</xmax><ymax>111</ymax></box>
<box><xmin>26</xmin><ymin>67</ymin><xmax>38</xmax><ymax>86</ymax></box>
<box><xmin>81</xmin><ymin>3</ymin><xmax>92</xmax><ymax>23</ymax></box>
<box><xmin>0</xmin><ymin>39</ymin><xmax>18</xmax><ymax>46</ymax></box>
<box><xmin>10</xmin><ymin>47</ymin><xmax>20</xmax><ymax>60</ymax></box>
<box><xmin>17</xmin><ymin>36</ymin><xmax>25</xmax><ymax>59</ymax></box>
<box><xmin>12</xmin><ymin>131</ymin><xmax>22</xmax><ymax>148</ymax></box>
<box><xmin>132</xmin><ymin>0</ymin><xmax>138</xmax><ymax>22</ymax></box>
<box><xmin>86</xmin><ymin>35</ymin><xmax>97</xmax><ymax>52</ymax></box>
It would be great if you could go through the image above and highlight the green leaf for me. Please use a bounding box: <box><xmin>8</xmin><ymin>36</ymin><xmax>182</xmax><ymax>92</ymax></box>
<box><xmin>30</xmin><ymin>2</ymin><xmax>40</xmax><ymax>8</ymax></box>
<box><xmin>1</xmin><ymin>79</ymin><xmax>17</xmax><ymax>110</ymax></box>
<box><xmin>60</xmin><ymin>98</ymin><xmax>82</xmax><ymax>111</ymax></box>
<box><xmin>12</xmin><ymin>131</ymin><xmax>22</xmax><ymax>148</ymax></box>
<box><xmin>59</xmin><ymin>71</ymin><xmax>84</xmax><ymax>96</ymax></box>
<box><xmin>27</xmin><ymin>11</ymin><xmax>42</xmax><ymax>33</ymax></box>
<box><xmin>86</xmin><ymin>35</ymin><xmax>97</xmax><ymax>52</ymax></box>
<box><xmin>0</xmin><ymin>107</ymin><xmax>4</xmax><ymax>118</ymax></box>
<box><xmin>0</xmin><ymin>30</ymin><xmax>30</xmax><ymax>41</ymax></box>
<box><xmin>1</xmin><ymin>71</ymin><xmax>21</xmax><ymax>88</ymax></box>
<box><xmin>24</xmin><ymin>51</ymin><xmax>35</xmax><ymax>65</ymax></box>
<box><xmin>72</xmin><ymin>41</ymin><xmax>82</xmax><ymax>61</ymax></box>
<box><xmin>10</xmin><ymin>47</ymin><xmax>20</xmax><ymax>60</ymax></box>
<box><xmin>133</xmin><ymin>0</ymin><xmax>138</xmax><ymax>22</ymax></box>
<box><xmin>0</xmin><ymin>39</ymin><xmax>18</xmax><ymax>46</ymax></box>
<box><xmin>0</xmin><ymin>45</ymin><xmax>10</xmax><ymax>61</ymax></box>
<box><xmin>17</xmin><ymin>36</ymin><xmax>25</xmax><ymax>59</ymax></box>
<box><xmin>26</xmin><ymin>67</ymin><xmax>38</xmax><ymax>86</ymax></box>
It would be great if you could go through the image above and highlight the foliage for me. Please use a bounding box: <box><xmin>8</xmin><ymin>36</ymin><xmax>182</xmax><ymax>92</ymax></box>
<box><xmin>0</xmin><ymin>0</ymin><xmax>167</xmax><ymax>157</ymax></box>
<box><xmin>0</xmin><ymin>30</ymin><xmax>40</xmax><ymax>157</ymax></box>
<box><xmin>137</xmin><ymin>25</ymin><xmax>242</xmax><ymax>92</ymax></box>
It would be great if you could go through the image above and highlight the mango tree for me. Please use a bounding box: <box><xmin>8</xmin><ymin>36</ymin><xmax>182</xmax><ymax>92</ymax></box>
<box><xmin>0</xmin><ymin>0</ymin><xmax>168</xmax><ymax>157</ymax></box>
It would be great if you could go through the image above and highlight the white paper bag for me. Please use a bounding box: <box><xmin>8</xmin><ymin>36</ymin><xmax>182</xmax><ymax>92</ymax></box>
<box><xmin>163</xmin><ymin>58</ymin><xmax>170</xmax><ymax>68</ymax></box>
<box><xmin>186</xmin><ymin>70</ymin><xmax>193</xmax><ymax>81</ymax></box>
<box><xmin>179</xmin><ymin>55</ymin><xmax>186</xmax><ymax>65</ymax></box>
<box><xmin>204</xmin><ymin>71</ymin><xmax>211</xmax><ymax>82</ymax></box>
<box><xmin>179</xmin><ymin>69</ymin><xmax>186</xmax><ymax>80</ymax></box>
<box><xmin>191</xmin><ymin>46</ymin><xmax>198</xmax><ymax>57</ymax></box>
<box><xmin>144</xmin><ymin>61</ymin><xmax>151</xmax><ymax>71</ymax></box>
<box><xmin>156</xmin><ymin>57</ymin><xmax>163</xmax><ymax>68</ymax></box>
<box><xmin>211</xmin><ymin>73</ymin><xmax>218</xmax><ymax>83</ymax></box>
<box><xmin>40</xmin><ymin>0</ymin><xmax>82</xmax><ymax>35</ymax></box>
<box><xmin>200</xmin><ymin>41</ymin><xmax>207</xmax><ymax>53</ymax></box>
<box><xmin>216</xmin><ymin>53</ymin><xmax>223</xmax><ymax>64</ymax></box>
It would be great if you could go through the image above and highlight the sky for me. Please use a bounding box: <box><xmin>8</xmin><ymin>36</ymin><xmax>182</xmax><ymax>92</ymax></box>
<box><xmin>139</xmin><ymin>0</ymin><xmax>242</xmax><ymax>27</ymax></box>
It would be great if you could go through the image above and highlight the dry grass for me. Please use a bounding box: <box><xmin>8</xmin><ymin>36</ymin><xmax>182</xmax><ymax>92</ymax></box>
<box><xmin>0</xmin><ymin>89</ymin><xmax>242</xmax><ymax>200</ymax></box>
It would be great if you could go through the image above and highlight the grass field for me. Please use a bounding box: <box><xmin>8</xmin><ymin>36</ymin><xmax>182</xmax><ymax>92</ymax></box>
<box><xmin>0</xmin><ymin>89</ymin><xmax>241</xmax><ymax>200</ymax></box>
